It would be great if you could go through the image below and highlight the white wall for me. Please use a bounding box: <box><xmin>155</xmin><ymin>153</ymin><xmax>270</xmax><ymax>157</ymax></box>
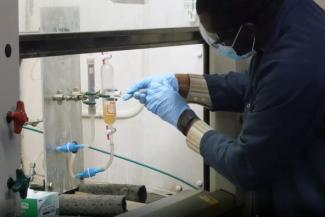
<box><xmin>19</xmin><ymin>0</ymin><xmax>197</xmax><ymax>33</ymax></box>
<box><xmin>80</xmin><ymin>45</ymin><xmax>204</xmax><ymax>192</ymax></box>
<box><xmin>20</xmin><ymin>59</ymin><xmax>44</xmax><ymax>184</ymax></box>
<box><xmin>20</xmin><ymin>0</ymin><xmax>204</xmax><ymax>193</ymax></box>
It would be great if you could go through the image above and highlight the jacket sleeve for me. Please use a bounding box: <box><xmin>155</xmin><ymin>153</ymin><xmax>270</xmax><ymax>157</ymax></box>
<box><xmin>204</xmin><ymin>71</ymin><xmax>249</xmax><ymax>112</ymax></box>
<box><xmin>189</xmin><ymin>60</ymin><xmax>319</xmax><ymax>189</ymax></box>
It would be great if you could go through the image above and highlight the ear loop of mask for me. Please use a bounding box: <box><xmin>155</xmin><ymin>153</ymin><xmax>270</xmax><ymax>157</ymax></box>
<box><xmin>199</xmin><ymin>24</ymin><xmax>221</xmax><ymax>46</ymax></box>
<box><xmin>231</xmin><ymin>24</ymin><xmax>256</xmax><ymax>54</ymax></box>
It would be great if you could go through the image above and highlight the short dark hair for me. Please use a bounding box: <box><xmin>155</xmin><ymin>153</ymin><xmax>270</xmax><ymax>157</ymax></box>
<box><xmin>196</xmin><ymin>0</ymin><xmax>268</xmax><ymax>29</ymax></box>
<box><xmin>197</xmin><ymin>0</ymin><xmax>283</xmax><ymax>51</ymax></box>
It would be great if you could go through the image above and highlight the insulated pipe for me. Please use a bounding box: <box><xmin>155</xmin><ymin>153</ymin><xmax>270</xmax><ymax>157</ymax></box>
<box><xmin>59</xmin><ymin>194</ymin><xmax>127</xmax><ymax>217</ymax></box>
<box><xmin>79</xmin><ymin>183</ymin><xmax>147</xmax><ymax>203</ymax></box>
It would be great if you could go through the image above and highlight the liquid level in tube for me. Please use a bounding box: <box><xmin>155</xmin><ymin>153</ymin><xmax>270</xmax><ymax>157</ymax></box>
<box><xmin>103</xmin><ymin>100</ymin><xmax>116</xmax><ymax>126</ymax></box>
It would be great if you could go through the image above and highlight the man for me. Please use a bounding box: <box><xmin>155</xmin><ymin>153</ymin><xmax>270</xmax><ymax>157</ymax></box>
<box><xmin>123</xmin><ymin>0</ymin><xmax>325</xmax><ymax>216</ymax></box>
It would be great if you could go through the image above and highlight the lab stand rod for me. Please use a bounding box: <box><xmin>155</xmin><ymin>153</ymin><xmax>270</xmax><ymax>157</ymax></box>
<box><xmin>19</xmin><ymin>27</ymin><xmax>203</xmax><ymax>58</ymax></box>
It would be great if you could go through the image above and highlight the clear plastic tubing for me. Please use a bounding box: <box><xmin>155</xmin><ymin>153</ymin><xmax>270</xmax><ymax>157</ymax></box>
<box><xmin>101</xmin><ymin>54</ymin><xmax>116</xmax><ymax>171</ymax></box>
<box><xmin>69</xmin><ymin>153</ymin><xmax>77</xmax><ymax>178</ymax></box>
<box><xmin>22</xmin><ymin>126</ymin><xmax>198</xmax><ymax>189</ymax></box>
<box><xmin>104</xmin><ymin>133</ymin><xmax>115</xmax><ymax>171</ymax></box>
<box><xmin>87</xmin><ymin>57</ymin><xmax>96</xmax><ymax>144</ymax></box>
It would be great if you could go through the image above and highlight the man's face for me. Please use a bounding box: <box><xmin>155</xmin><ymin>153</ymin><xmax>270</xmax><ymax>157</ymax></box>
<box><xmin>199</xmin><ymin>12</ymin><xmax>218</xmax><ymax>33</ymax></box>
<box><xmin>198</xmin><ymin>12</ymin><xmax>237</xmax><ymax>47</ymax></box>
<box><xmin>198</xmin><ymin>11</ymin><xmax>255</xmax><ymax>56</ymax></box>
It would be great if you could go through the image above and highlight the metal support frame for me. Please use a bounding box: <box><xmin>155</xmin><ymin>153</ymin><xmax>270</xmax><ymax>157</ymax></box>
<box><xmin>19</xmin><ymin>27</ymin><xmax>203</xmax><ymax>58</ymax></box>
<box><xmin>118</xmin><ymin>190</ymin><xmax>236</xmax><ymax>217</ymax></box>
<box><xmin>0</xmin><ymin>0</ymin><xmax>20</xmax><ymax>215</ymax></box>
<box><xmin>40</xmin><ymin>7</ymin><xmax>84</xmax><ymax>194</ymax></box>
<box><xmin>19</xmin><ymin>27</ymin><xmax>211</xmax><ymax>192</ymax></box>
<box><xmin>203</xmin><ymin>43</ymin><xmax>211</xmax><ymax>192</ymax></box>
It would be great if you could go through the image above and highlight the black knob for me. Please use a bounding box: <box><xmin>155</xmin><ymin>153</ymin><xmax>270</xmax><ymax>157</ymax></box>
<box><xmin>7</xmin><ymin>169</ymin><xmax>31</xmax><ymax>199</ymax></box>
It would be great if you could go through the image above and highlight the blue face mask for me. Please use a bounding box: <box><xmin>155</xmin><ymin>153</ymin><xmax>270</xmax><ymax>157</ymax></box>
<box><xmin>214</xmin><ymin>44</ymin><xmax>255</xmax><ymax>61</ymax></box>
<box><xmin>200</xmin><ymin>24</ymin><xmax>256</xmax><ymax>61</ymax></box>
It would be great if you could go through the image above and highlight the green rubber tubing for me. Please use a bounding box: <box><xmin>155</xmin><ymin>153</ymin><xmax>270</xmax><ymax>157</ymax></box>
<box><xmin>87</xmin><ymin>146</ymin><xmax>198</xmax><ymax>190</ymax></box>
<box><xmin>22</xmin><ymin>125</ymin><xmax>44</xmax><ymax>134</ymax></box>
<box><xmin>22</xmin><ymin>125</ymin><xmax>198</xmax><ymax>190</ymax></box>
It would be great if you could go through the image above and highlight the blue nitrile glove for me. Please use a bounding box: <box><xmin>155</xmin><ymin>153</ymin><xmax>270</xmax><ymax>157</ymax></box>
<box><xmin>75</xmin><ymin>168</ymin><xmax>105</xmax><ymax>180</ymax></box>
<box><xmin>122</xmin><ymin>73</ymin><xmax>178</xmax><ymax>102</ymax></box>
<box><xmin>144</xmin><ymin>82</ymin><xmax>190</xmax><ymax>127</ymax></box>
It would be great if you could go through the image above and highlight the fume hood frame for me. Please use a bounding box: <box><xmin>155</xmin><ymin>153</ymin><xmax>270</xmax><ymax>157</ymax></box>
<box><xmin>19</xmin><ymin>27</ymin><xmax>211</xmax><ymax>192</ymax></box>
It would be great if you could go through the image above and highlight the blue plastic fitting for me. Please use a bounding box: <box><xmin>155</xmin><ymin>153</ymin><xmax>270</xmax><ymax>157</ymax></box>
<box><xmin>56</xmin><ymin>141</ymin><xmax>85</xmax><ymax>154</ymax></box>
<box><xmin>75</xmin><ymin>168</ymin><xmax>105</xmax><ymax>180</ymax></box>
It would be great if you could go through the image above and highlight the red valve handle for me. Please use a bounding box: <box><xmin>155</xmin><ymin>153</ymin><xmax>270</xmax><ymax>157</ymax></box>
<box><xmin>7</xmin><ymin>101</ymin><xmax>29</xmax><ymax>134</ymax></box>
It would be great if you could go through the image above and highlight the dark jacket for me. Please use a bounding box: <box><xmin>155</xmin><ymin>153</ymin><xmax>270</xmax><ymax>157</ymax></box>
<box><xmin>201</xmin><ymin>0</ymin><xmax>325</xmax><ymax>216</ymax></box>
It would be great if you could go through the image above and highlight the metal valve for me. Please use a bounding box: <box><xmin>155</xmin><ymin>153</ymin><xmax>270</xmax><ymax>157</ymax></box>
<box><xmin>6</xmin><ymin>101</ymin><xmax>29</xmax><ymax>134</ymax></box>
<box><xmin>106</xmin><ymin>126</ymin><xmax>117</xmax><ymax>140</ymax></box>
<box><xmin>7</xmin><ymin>169</ymin><xmax>31</xmax><ymax>199</ymax></box>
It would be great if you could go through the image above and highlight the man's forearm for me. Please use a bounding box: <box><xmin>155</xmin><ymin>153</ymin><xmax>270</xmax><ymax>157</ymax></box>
<box><xmin>175</xmin><ymin>74</ymin><xmax>190</xmax><ymax>98</ymax></box>
<box><xmin>186</xmin><ymin>119</ymin><xmax>213</xmax><ymax>153</ymax></box>
<box><xmin>176</xmin><ymin>74</ymin><xmax>212</xmax><ymax>108</ymax></box>
<box><xmin>177</xmin><ymin>109</ymin><xmax>213</xmax><ymax>154</ymax></box>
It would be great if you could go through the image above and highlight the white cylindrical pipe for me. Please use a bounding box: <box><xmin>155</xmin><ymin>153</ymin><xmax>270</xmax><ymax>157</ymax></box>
<box><xmin>87</xmin><ymin>57</ymin><xmax>97</xmax><ymax>115</ymax></box>
<box><xmin>69</xmin><ymin>153</ymin><xmax>77</xmax><ymax>179</ymax></box>
<box><xmin>89</xmin><ymin>115</ymin><xmax>96</xmax><ymax>145</ymax></box>
<box><xmin>82</xmin><ymin>104</ymin><xmax>144</xmax><ymax>120</ymax></box>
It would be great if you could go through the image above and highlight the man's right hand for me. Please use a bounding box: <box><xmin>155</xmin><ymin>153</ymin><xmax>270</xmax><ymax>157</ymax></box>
<box><xmin>122</xmin><ymin>73</ymin><xmax>178</xmax><ymax>103</ymax></box>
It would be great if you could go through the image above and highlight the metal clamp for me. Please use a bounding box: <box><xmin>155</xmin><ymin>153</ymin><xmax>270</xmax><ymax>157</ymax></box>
<box><xmin>52</xmin><ymin>89</ymin><xmax>87</xmax><ymax>105</ymax></box>
<box><xmin>53</xmin><ymin>89</ymin><xmax>122</xmax><ymax>105</ymax></box>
